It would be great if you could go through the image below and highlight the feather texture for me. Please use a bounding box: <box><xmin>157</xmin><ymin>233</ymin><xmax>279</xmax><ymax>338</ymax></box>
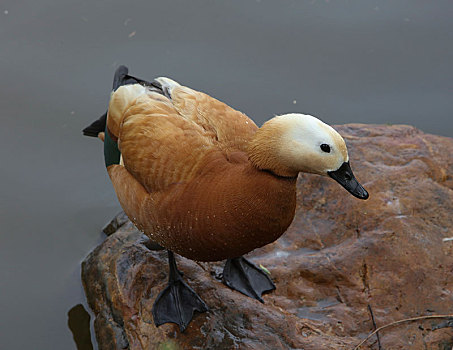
<box><xmin>105</xmin><ymin>83</ymin><xmax>297</xmax><ymax>261</ymax></box>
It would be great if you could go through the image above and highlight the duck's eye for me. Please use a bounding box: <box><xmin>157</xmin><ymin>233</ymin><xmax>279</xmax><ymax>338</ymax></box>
<box><xmin>320</xmin><ymin>144</ymin><xmax>331</xmax><ymax>153</ymax></box>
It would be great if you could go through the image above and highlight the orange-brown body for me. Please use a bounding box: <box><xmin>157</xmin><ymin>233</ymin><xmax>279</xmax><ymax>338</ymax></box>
<box><xmin>108</xmin><ymin>153</ymin><xmax>296</xmax><ymax>261</ymax></box>
<box><xmin>105</xmin><ymin>83</ymin><xmax>299</xmax><ymax>261</ymax></box>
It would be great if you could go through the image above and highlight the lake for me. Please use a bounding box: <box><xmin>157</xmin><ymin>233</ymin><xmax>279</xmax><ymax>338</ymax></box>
<box><xmin>1</xmin><ymin>1</ymin><xmax>451</xmax><ymax>348</ymax></box>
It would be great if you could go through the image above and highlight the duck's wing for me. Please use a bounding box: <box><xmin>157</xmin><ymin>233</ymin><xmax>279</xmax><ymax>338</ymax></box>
<box><xmin>83</xmin><ymin>65</ymin><xmax>158</xmax><ymax>138</ymax></box>
<box><xmin>107</xmin><ymin>84</ymin><xmax>221</xmax><ymax>193</ymax></box>
<box><xmin>157</xmin><ymin>78</ymin><xmax>259</xmax><ymax>153</ymax></box>
<box><xmin>107</xmin><ymin>76</ymin><xmax>260</xmax><ymax>193</ymax></box>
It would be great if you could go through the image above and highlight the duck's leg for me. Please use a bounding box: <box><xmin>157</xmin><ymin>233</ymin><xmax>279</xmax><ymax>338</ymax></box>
<box><xmin>222</xmin><ymin>257</ymin><xmax>276</xmax><ymax>303</ymax></box>
<box><xmin>152</xmin><ymin>250</ymin><xmax>208</xmax><ymax>332</ymax></box>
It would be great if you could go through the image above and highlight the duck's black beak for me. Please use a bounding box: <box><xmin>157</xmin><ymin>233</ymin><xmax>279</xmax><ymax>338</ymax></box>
<box><xmin>328</xmin><ymin>162</ymin><xmax>369</xmax><ymax>200</ymax></box>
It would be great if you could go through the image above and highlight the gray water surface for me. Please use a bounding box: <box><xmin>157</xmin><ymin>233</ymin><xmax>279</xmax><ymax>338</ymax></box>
<box><xmin>1</xmin><ymin>1</ymin><xmax>452</xmax><ymax>349</ymax></box>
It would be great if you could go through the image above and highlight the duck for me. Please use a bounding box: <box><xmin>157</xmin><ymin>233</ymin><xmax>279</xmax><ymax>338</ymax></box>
<box><xmin>83</xmin><ymin>66</ymin><xmax>368</xmax><ymax>332</ymax></box>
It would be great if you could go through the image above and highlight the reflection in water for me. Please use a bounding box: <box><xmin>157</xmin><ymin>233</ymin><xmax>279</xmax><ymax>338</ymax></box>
<box><xmin>68</xmin><ymin>304</ymin><xmax>94</xmax><ymax>350</ymax></box>
<box><xmin>296</xmin><ymin>297</ymin><xmax>340</xmax><ymax>322</ymax></box>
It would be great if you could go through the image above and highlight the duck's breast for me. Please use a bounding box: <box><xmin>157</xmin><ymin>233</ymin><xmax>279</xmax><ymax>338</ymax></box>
<box><xmin>144</xmin><ymin>155</ymin><xmax>297</xmax><ymax>261</ymax></box>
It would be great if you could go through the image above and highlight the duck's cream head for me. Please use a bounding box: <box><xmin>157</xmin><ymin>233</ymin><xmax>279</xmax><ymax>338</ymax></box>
<box><xmin>248</xmin><ymin>113</ymin><xmax>368</xmax><ymax>199</ymax></box>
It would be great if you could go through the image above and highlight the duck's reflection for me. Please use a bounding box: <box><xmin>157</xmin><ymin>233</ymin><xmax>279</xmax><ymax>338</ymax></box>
<box><xmin>68</xmin><ymin>304</ymin><xmax>94</xmax><ymax>350</ymax></box>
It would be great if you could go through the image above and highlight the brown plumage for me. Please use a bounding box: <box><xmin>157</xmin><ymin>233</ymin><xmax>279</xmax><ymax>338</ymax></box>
<box><xmin>83</xmin><ymin>68</ymin><xmax>369</xmax><ymax>331</ymax></box>
<box><xmin>105</xmin><ymin>83</ymin><xmax>297</xmax><ymax>261</ymax></box>
<box><xmin>102</xmin><ymin>77</ymin><xmax>368</xmax><ymax>262</ymax></box>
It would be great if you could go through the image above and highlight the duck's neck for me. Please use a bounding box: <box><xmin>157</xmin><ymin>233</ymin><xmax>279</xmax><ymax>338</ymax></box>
<box><xmin>247</xmin><ymin>122</ymin><xmax>299</xmax><ymax>178</ymax></box>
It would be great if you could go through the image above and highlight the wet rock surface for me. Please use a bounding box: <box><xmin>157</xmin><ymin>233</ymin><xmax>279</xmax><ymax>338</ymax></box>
<box><xmin>82</xmin><ymin>124</ymin><xmax>453</xmax><ymax>349</ymax></box>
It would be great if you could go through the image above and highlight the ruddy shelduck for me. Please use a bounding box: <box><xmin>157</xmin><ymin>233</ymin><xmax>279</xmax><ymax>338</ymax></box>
<box><xmin>83</xmin><ymin>66</ymin><xmax>368</xmax><ymax>331</ymax></box>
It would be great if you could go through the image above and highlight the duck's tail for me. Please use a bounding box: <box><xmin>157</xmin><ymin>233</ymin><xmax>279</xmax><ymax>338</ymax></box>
<box><xmin>82</xmin><ymin>65</ymin><xmax>159</xmax><ymax>167</ymax></box>
<box><xmin>82</xmin><ymin>65</ymin><xmax>155</xmax><ymax>138</ymax></box>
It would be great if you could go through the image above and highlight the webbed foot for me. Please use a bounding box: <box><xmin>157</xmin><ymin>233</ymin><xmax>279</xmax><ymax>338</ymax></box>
<box><xmin>222</xmin><ymin>256</ymin><xmax>276</xmax><ymax>303</ymax></box>
<box><xmin>152</xmin><ymin>251</ymin><xmax>208</xmax><ymax>332</ymax></box>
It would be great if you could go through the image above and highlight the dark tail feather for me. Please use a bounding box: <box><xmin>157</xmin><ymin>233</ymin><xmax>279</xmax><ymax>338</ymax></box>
<box><xmin>112</xmin><ymin>65</ymin><xmax>131</xmax><ymax>90</ymax></box>
<box><xmin>82</xmin><ymin>111</ymin><xmax>107</xmax><ymax>137</ymax></box>
<box><xmin>83</xmin><ymin>65</ymin><xmax>160</xmax><ymax>138</ymax></box>
<box><xmin>114</xmin><ymin>65</ymin><xmax>160</xmax><ymax>91</ymax></box>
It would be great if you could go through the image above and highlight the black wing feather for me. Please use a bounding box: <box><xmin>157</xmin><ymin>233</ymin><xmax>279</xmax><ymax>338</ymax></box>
<box><xmin>83</xmin><ymin>65</ymin><xmax>163</xmax><ymax>138</ymax></box>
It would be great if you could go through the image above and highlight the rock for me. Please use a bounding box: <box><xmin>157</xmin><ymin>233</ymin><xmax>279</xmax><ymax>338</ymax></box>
<box><xmin>102</xmin><ymin>211</ymin><xmax>129</xmax><ymax>236</ymax></box>
<box><xmin>82</xmin><ymin>124</ymin><xmax>453</xmax><ymax>350</ymax></box>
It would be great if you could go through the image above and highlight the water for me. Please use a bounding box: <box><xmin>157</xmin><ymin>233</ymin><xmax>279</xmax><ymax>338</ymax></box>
<box><xmin>297</xmin><ymin>297</ymin><xmax>341</xmax><ymax>321</ymax></box>
<box><xmin>1</xmin><ymin>1</ymin><xmax>452</xmax><ymax>349</ymax></box>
